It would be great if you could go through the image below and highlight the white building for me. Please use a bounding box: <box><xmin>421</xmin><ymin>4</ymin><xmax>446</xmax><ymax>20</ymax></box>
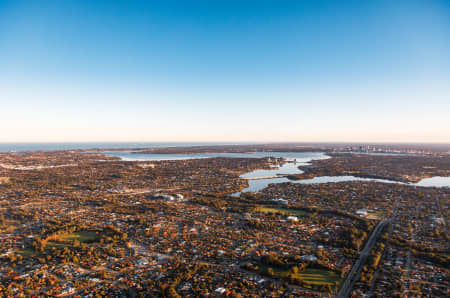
<box><xmin>356</xmin><ymin>209</ymin><xmax>368</xmax><ymax>217</ymax></box>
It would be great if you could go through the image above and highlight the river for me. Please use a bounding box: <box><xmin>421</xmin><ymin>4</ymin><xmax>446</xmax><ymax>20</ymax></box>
<box><xmin>103</xmin><ymin>151</ymin><xmax>450</xmax><ymax>195</ymax></box>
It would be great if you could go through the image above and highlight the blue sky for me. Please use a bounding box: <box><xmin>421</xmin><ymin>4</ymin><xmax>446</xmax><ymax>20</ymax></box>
<box><xmin>1</xmin><ymin>0</ymin><xmax>449</xmax><ymax>142</ymax></box>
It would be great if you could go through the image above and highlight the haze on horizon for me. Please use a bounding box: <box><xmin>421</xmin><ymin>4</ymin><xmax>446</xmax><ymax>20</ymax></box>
<box><xmin>1</xmin><ymin>0</ymin><xmax>449</xmax><ymax>143</ymax></box>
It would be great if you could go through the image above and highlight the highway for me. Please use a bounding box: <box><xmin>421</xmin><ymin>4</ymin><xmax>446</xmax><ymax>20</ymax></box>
<box><xmin>337</xmin><ymin>219</ymin><xmax>391</xmax><ymax>297</ymax></box>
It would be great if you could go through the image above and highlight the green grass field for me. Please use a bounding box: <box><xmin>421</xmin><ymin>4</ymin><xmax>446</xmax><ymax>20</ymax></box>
<box><xmin>368</xmin><ymin>210</ymin><xmax>387</xmax><ymax>219</ymax></box>
<box><xmin>293</xmin><ymin>268</ymin><xmax>342</xmax><ymax>287</ymax></box>
<box><xmin>19</xmin><ymin>248</ymin><xmax>38</xmax><ymax>257</ymax></box>
<box><xmin>255</xmin><ymin>206</ymin><xmax>309</xmax><ymax>217</ymax></box>
<box><xmin>59</xmin><ymin>230</ymin><xmax>99</xmax><ymax>242</ymax></box>
<box><xmin>260</xmin><ymin>265</ymin><xmax>341</xmax><ymax>290</ymax></box>
<box><xmin>47</xmin><ymin>241</ymin><xmax>67</xmax><ymax>249</ymax></box>
<box><xmin>48</xmin><ymin>231</ymin><xmax>100</xmax><ymax>248</ymax></box>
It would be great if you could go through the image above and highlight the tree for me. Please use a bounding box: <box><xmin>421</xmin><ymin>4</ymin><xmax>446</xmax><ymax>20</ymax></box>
<box><xmin>166</xmin><ymin>286</ymin><xmax>181</xmax><ymax>298</ymax></box>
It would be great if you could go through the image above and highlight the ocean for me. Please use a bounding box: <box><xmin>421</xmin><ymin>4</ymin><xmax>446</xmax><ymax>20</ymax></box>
<box><xmin>0</xmin><ymin>142</ymin><xmax>243</xmax><ymax>152</ymax></box>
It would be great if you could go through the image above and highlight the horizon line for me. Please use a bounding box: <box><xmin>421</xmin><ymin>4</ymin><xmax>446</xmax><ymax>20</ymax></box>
<box><xmin>1</xmin><ymin>141</ymin><xmax>449</xmax><ymax>145</ymax></box>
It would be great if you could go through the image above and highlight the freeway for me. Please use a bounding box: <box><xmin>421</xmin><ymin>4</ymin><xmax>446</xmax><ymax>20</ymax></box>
<box><xmin>337</xmin><ymin>219</ymin><xmax>391</xmax><ymax>297</ymax></box>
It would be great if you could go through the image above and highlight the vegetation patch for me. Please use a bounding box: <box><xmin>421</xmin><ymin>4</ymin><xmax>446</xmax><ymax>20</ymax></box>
<box><xmin>47</xmin><ymin>241</ymin><xmax>68</xmax><ymax>249</ymax></box>
<box><xmin>19</xmin><ymin>248</ymin><xmax>38</xmax><ymax>258</ymax></box>
<box><xmin>293</xmin><ymin>268</ymin><xmax>341</xmax><ymax>287</ymax></box>
<box><xmin>244</xmin><ymin>252</ymin><xmax>343</xmax><ymax>293</ymax></box>
<box><xmin>258</xmin><ymin>264</ymin><xmax>341</xmax><ymax>292</ymax></box>
<box><xmin>254</xmin><ymin>206</ymin><xmax>309</xmax><ymax>217</ymax></box>
<box><xmin>59</xmin><ymin>230</ymin><xmax>100</xmax><ymax>242</ymax></box>
<box><xmin>47</xmin><ymin>231</ymin><xmax>100</xmax><ymax>249</ymax></box>
<box><xmin>368</xmin><ymin>210</ymin><xmax>387</xmax><ymax>219</ymax></box>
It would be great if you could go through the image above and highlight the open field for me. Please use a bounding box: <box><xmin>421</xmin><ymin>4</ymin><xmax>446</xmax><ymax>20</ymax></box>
<box><xmin>294</xmin><ymin>268</ymin><xmax>342</xmax><ymax>288</ymax></box>
<box><xmin>254</xmin><ymin>206</ymin><xmax>310</xmax><ymax>217</ymax></box>
<box><xmin>59</xmin><ymin>231</ymin><xmax>99</xmax><ymax>242</ymax></box>
<box><xmin>19</xmin><ymin>248</ymin><xmax>38</xmax><ymax>257</ymax></box>
<box><xmin>259</xmin><ymin>264</ymin><xmax>342</xmax><ymax>290</ymax></box>
<box><xmin>368</xmin><ymin>209</ymin><xmax>387</xmax><ymax>219</ymax></box>
<box><xmin>47</xmin><ymin>231</ymin><xmax>100</xmax><ymax>248</ymax></box>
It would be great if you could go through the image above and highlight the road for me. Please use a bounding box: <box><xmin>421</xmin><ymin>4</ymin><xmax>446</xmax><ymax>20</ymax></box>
<box><xmin>337</xmin><ymin>218</ymin><xmax>391</xmax><ymax>297</ymax></box>
<box><xmin>367</xmin><ymin>218</ymin><xmax>394</xmax><ymax>296</ymax></box>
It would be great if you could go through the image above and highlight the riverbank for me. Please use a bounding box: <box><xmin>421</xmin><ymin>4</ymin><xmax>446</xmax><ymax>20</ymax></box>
<box><xmin>289</xmin><ymin>153</ymin><xmax>450</xmax><ymax>184</ymax></box>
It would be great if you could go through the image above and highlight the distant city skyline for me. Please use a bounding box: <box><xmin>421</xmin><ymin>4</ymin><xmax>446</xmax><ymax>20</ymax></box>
<box><xmin>1</xmin><ymin>0</ymin><xmax>449</xmax><ymax>143</ymax></box>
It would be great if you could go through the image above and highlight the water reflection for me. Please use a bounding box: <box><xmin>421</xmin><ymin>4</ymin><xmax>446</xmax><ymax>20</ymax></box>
<box><xmin>236</xmin><ymin>175</ymin><xmax>449</xmax><ymax>195</ymax></box>
<box><xmin>104</xmin><ymin>151</ymin><xmax>449</xmax><ymax>195</ymax></box>
<box><xmin>414</xmin><ymin>176</ymin><xmax>450</xmax><ymax>187</ymax></box>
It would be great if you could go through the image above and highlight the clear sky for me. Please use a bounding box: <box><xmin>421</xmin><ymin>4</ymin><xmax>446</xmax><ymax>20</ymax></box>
<box><xmin>1</xmin><ymin>0</ymin><xmax>449</xmax><ymax>143</ymax></box>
